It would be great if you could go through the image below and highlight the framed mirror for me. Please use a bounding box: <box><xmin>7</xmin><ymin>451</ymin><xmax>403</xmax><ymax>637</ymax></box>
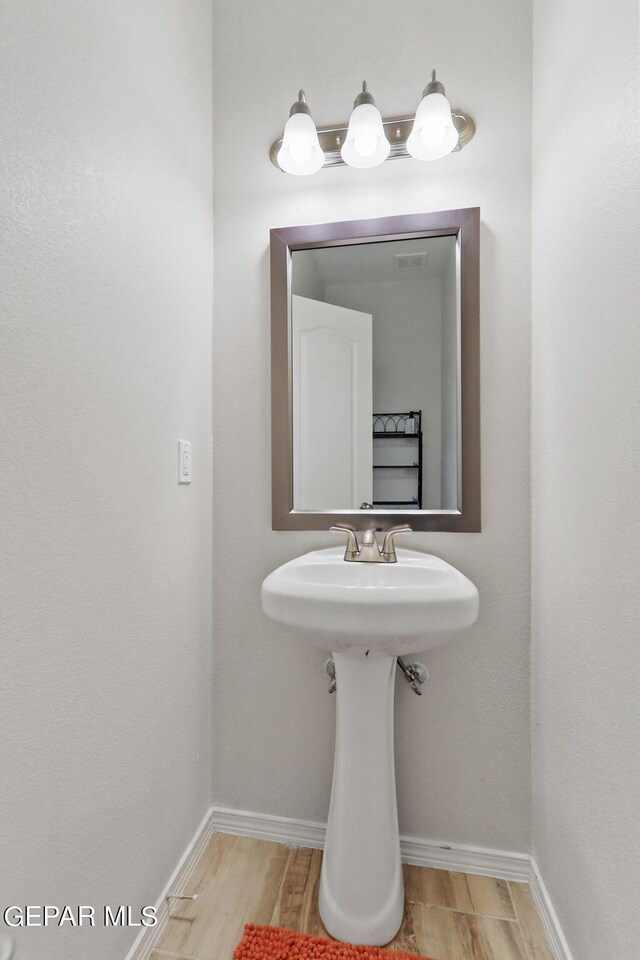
<box><xmin>270</xmin><ymin>208</ymin><xmax>480</xmax><ymax>531</ymax></box>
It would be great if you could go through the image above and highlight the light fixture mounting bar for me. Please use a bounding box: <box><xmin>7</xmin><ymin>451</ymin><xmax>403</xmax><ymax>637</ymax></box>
<box><xmin>269</xmin><ymin>111</ymin><xmax>475</xmax><ymax>170</ymax></box>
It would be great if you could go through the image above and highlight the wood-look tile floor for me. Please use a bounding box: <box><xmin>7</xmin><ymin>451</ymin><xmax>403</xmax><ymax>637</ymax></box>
<box><xmin>151</xmin><ymin>833</ymin><xmax>555</xmax><ymax>960</ymax></box>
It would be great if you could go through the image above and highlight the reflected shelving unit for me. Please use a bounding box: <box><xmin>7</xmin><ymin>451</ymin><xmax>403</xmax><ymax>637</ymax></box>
<box><xmin>372</xmin><ymin>411</ymin><xmax>423</xmax><ymax>509</ymax></box>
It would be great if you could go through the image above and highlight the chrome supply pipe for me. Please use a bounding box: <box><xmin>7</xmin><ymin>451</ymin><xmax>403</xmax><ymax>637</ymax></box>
<box><xmin>326</xmin><ymin>657</ymin><xmax>337</xmax><ymax>693</ymax></box>
<box><xmin>326</xmin><ymin>656</ymin><xmax>427</xmax><ymax>695</ymax></box>
<box><xmin>396</xmin><ymin>657</ymin><xmax>428</xmax><ymax>695</ymax></box>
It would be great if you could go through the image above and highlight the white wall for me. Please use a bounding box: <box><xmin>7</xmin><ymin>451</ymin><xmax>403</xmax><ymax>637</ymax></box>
<box><xmin>291</xmin><ymin>253</ymin><xmax>324</xmax><ymax>302</ymax></box>
<box><xmin>212</xmin><ymin>0</ymin><xmax>532</xmax><ymax>851</ymax></box>
<box><xmin>531</xmin><ymin>2</ymin><xmax>640</xmax><ymax>958</ymax></box>
<box><xmin>0</xmin><ymin>4</ymin><xmax>213</xmax><ymax>959</ymax></box>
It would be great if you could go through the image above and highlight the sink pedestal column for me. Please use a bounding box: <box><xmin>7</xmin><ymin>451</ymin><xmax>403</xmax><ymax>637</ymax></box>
<box><xmin>319</xmin><ymin>652</ymin><xmax>403</xmax><ymax>946</ymax></box>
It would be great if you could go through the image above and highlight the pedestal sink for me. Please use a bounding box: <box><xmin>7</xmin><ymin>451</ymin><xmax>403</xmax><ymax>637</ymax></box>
<box><xmin>261</xmin><ymin>545</ymin><xmax>479</xmax><ymax>946</ymax></box>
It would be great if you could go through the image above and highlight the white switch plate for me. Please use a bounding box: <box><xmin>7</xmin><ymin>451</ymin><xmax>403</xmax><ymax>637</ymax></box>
<box><xmin>178</xmin><ymin>440</ymin><xmax>192</xmax><ymax>484</ymax></box>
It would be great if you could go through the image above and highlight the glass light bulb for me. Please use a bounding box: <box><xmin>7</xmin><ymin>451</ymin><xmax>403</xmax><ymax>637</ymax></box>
<box><xmin>289</xmin><ymin>136</ymin><xmax>312</xmax><ymax>165</ymax></box>
<box><xmin>407</xmin><ymin>91</ymin><xmax>459</xmax><ymax>161</ymax></box>
<box><xmin>355</xmin><ymin>128</ymin><xmax>377</xmax><ymax>157</ymax></box>
<box><xmin>277</xmin><ymin>111</ymin><xmax>324</xmax><ymax>176</ymax></box>
<box><xmin>341</xmin><ymin>103</ymin><xmax>390</xmax><ymax>169</ymax></box>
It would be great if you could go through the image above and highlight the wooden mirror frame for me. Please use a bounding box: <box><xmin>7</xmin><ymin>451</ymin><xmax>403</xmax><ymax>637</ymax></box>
<box><xmin>270</xmin><ymin>207</ymin><xmax>480</xmax><ymax>532</ymax></box>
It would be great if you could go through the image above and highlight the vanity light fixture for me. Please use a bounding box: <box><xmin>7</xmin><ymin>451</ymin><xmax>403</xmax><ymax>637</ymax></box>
<box><xmin>275</xmin><ymin>90</ymin><xmax>325</xmax><ymax>176</ymax></box>
<box><xmin>407</xmin><ymin>70</ymin><xmax>460</xmax><ymax>161</ymax></box>
<box><xmin>341</xmin><ymin>82</ymin><xmax>390</xmax><ymax>169</ymax></box>
<box><xmin>270</xmin><ymin>72</ymin><xmax>475</xmax><ymax>174</ymax></box>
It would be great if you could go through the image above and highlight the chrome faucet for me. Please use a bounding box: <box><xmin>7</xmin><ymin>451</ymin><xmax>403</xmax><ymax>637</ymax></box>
<box><xmin>330</xmin><ymin>524</ymin><xmax>412</xmax><ymax>563</ymax></box>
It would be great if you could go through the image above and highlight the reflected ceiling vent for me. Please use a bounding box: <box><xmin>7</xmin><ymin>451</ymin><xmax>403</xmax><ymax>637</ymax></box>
<box><xmin>393</xmin><ymin>252</ymin><xmax>428</xmax><ymax>270</ymax></box>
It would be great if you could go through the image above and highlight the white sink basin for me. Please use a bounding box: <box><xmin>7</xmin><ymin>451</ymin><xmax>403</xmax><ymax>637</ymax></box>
<box><xmin>261</xmin><ymin>543</ymin><xmax>479</xmax><ymax>947</ymax></box>
<box><xmin>261</xmin><ymin>545</ymin><xmax>479</xmax><ymax>655</ymax></box>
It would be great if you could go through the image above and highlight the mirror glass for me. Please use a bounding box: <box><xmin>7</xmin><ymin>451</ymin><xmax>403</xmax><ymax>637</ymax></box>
<box><xmin>290</xmin><ymin>235</ymin><xmax>460</xmax><ymax>513</ymax></box>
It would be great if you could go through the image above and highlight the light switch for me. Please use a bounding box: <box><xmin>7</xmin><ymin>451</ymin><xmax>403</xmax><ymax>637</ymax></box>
<box><xmin>178</xmin><ymin>440</ymin><xmax>192</xmax><ymax>484</ymax></box>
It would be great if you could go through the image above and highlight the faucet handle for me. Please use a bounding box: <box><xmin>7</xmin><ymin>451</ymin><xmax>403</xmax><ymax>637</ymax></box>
<box><xmin>329</xmin><ymin>525</ymin><xmax>360</xmax><ymax>561</ymax></box>
<box><xmin>381</xmin><ymin>524</ymin><xmax>412</xmax><ymax>563</ymax></box>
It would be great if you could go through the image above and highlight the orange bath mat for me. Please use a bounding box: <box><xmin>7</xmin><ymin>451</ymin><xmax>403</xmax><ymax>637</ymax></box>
<box><xmin>233</xmin><ymin>924</ymin><xmax>434</xmax><ymax>959</ymax></box>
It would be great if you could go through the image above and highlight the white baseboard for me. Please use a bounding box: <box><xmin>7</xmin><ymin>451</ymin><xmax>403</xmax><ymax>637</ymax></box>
<box><xmin>528</xmin><ymin>859</ymin><xmax>575</xmax><ymax>960</ymax></box>
<box><xmin>124</xmin><ymin>805</ymin><xmax>215</xmax><ymax>960</ymax></box>
<box><xmin>210</xmin><ymin>805</ymin><xmax>531</xmax><ymax>882</ymax></box>
<box><xmin>124</xmin><ymin>804</ymin><xmax>573</xmax><ymax>960</ymax></box>
<box><xmin>210</xmin><ymin>805</ymin><xmax>326</xmax><ymax>850</ymax></box>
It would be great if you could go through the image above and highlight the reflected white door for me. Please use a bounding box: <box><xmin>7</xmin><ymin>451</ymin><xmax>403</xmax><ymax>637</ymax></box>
<box><xmin>292</xmin><ymin>295</ymin><xmax>373</xmax><ymax>510</ymax></box>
